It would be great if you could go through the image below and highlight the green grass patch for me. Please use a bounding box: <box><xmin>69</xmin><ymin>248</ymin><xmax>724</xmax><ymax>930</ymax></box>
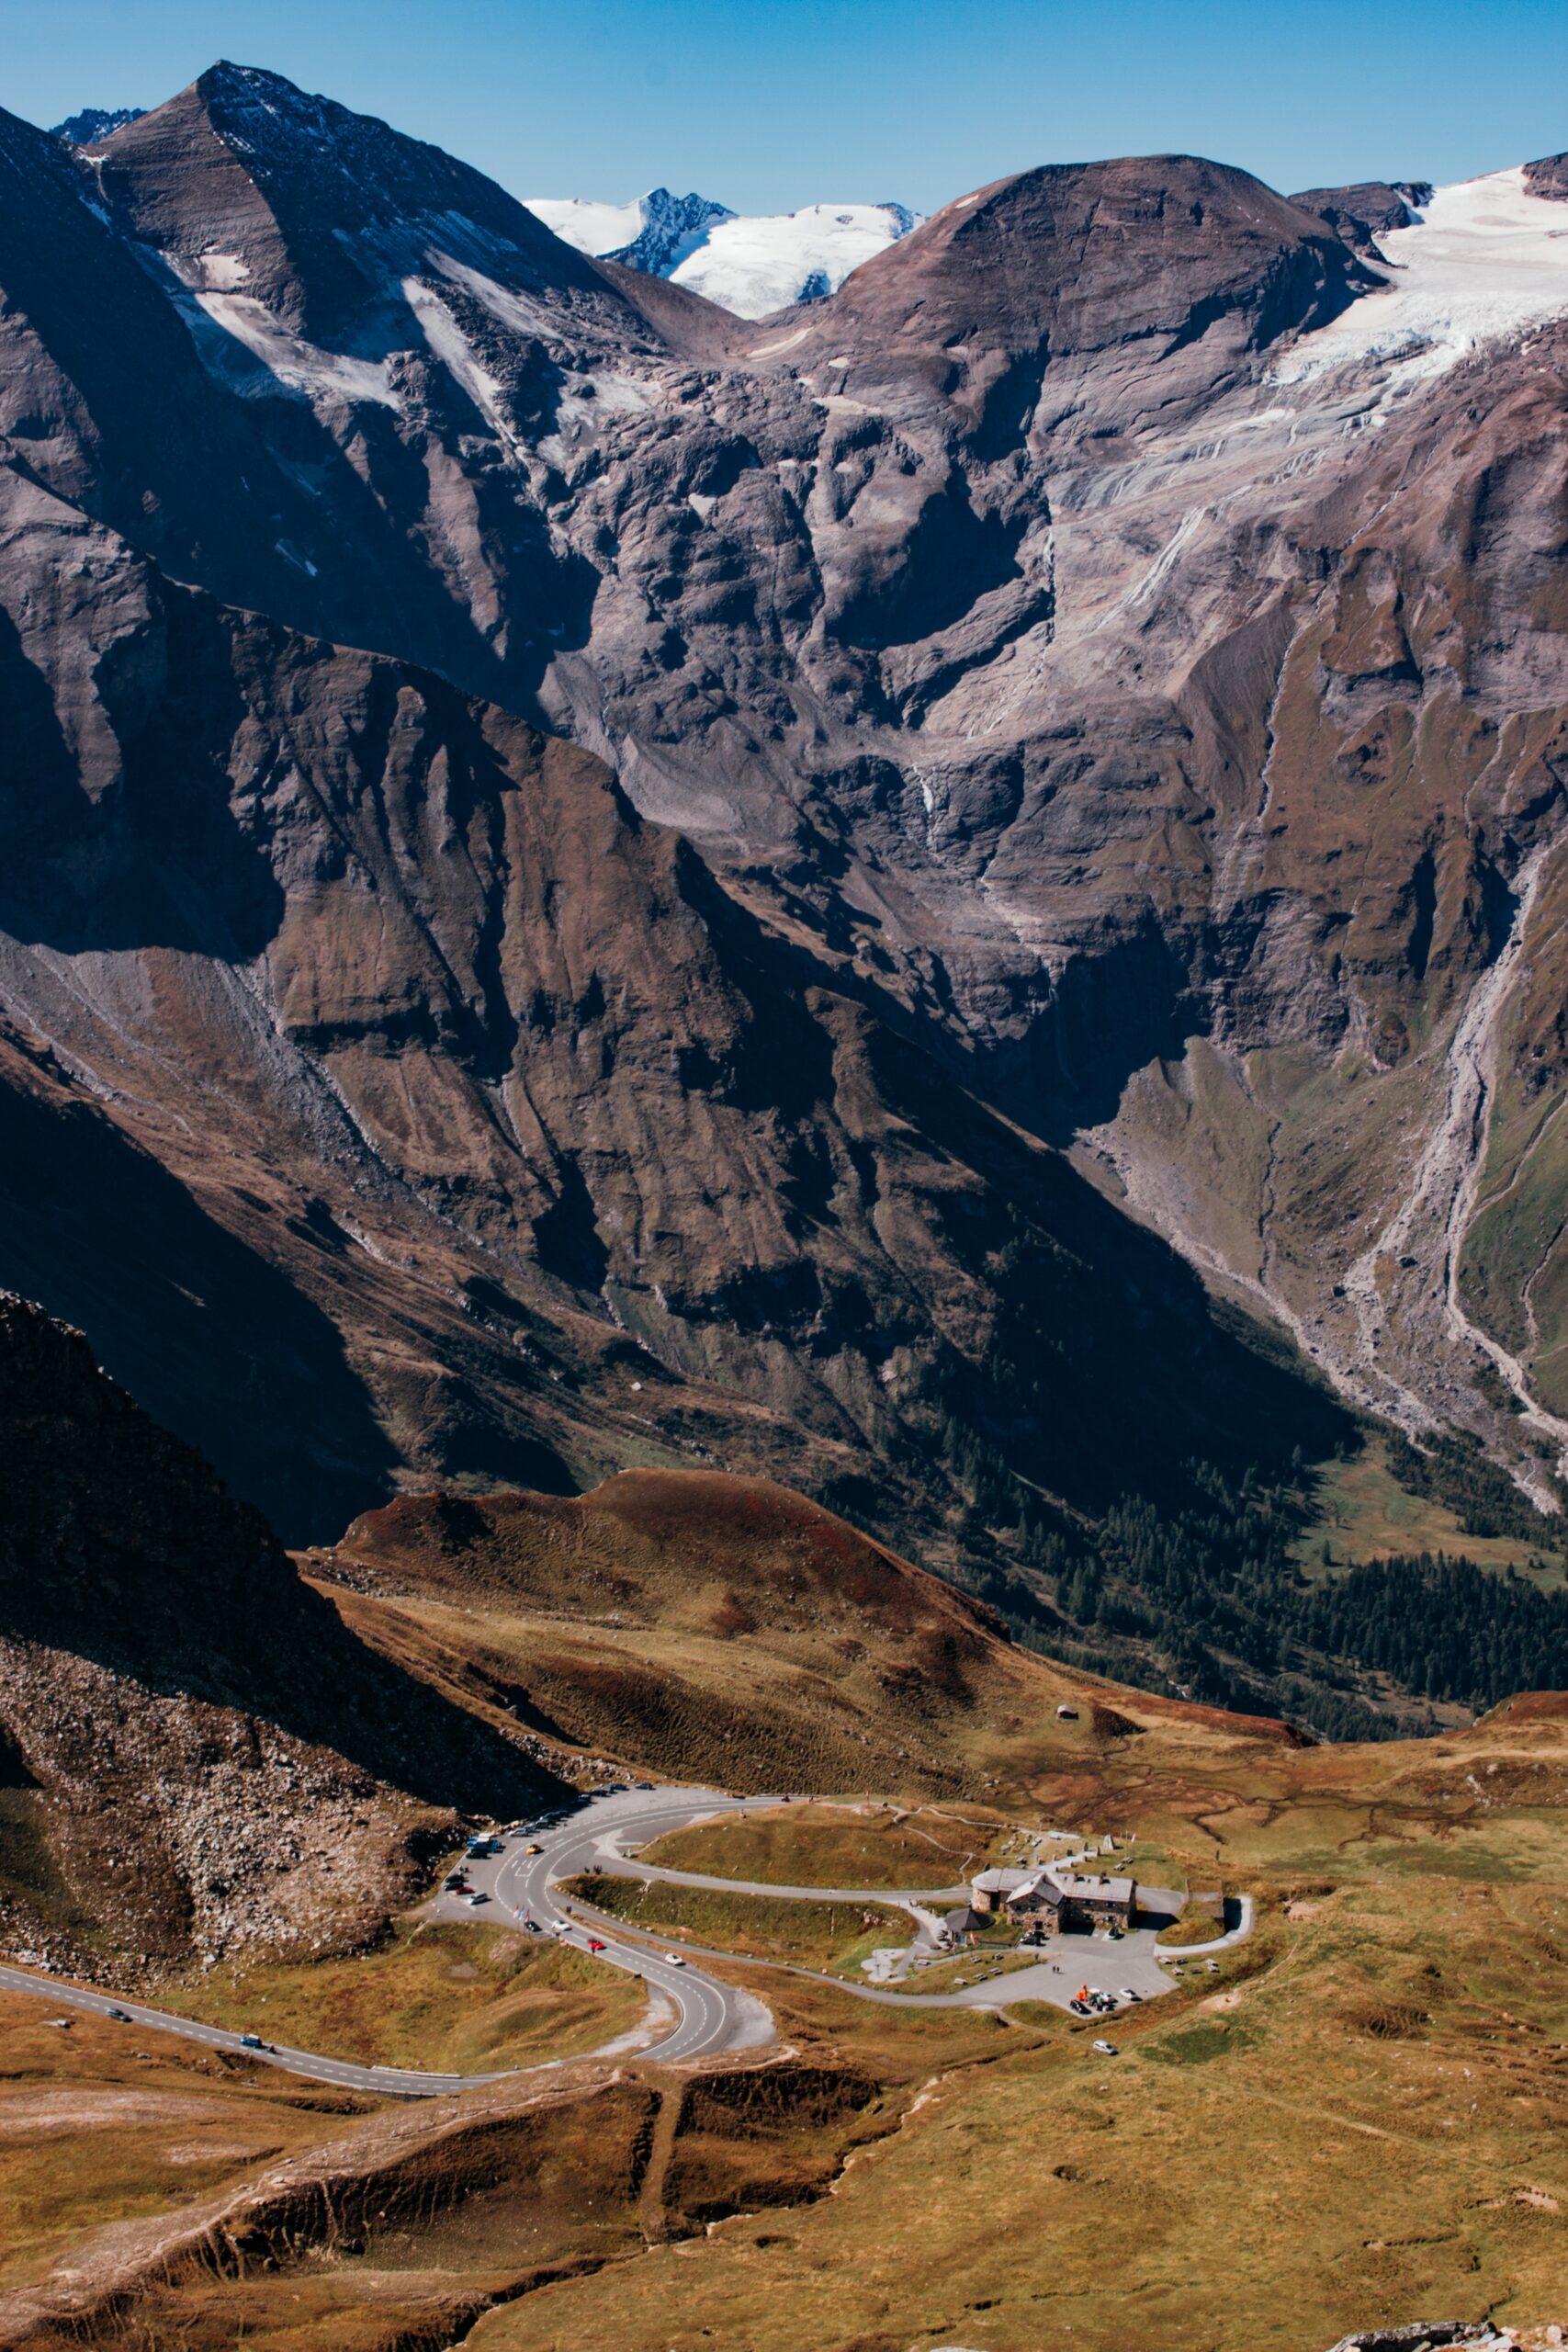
<box><xmin>635</xmin><ymin>1802</ymin><xmax>1002</xmax><ymax>1889</ymax></box>
<box><xmin>901</xmin><ymin>1950</ymin><xmax>1042</xmax><ymax>1995</ymax></box>
<box><xmin>1005</xmin><ymin>2000</ymin><xmax>1070</xmax><ymax>2030</ymax></box>
<box><xmin>560</xmin><ymin>1874</ymin><xmax>908</xmax><ymax>1971</ymax></box>
<box><xmin>1146</xmin><ymin>2016</ymin><xmax>1260</xmax><ymax>2067</ymax></box>
<box><xmin>1293</xmin><ymin>1440</ymin><xmax>1557</xmax><ymax>1579</ymax></box>
<box><xmin>169</xmin><ymin>1917</ymin><xmax>644</xmax><ymax>2074</ymax></box>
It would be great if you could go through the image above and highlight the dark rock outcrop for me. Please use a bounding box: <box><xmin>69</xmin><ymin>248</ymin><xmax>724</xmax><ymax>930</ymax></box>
<box><xmin>1289</xmin><ymin>178</ymin><xmax>1432</xmax><ymax>254</ymax></box>
<box><xmin>51</xmin><ymin>105</ymin><xmax>144</xmax><ymax>144</ymax></box>
<box><xmin>0</xmin><ymin>1292</ymin><xmax>558</xmax><ymax>1972</ymax></box>
<box><xmin>1523</xmin><ymin>151</ymin><xmax>1568</xmax><ymax>200</ymax></box>
<box><xmin>604</xmin><ymin>187</ymin><xmax>736</xmax><ymax>275</ymax></box>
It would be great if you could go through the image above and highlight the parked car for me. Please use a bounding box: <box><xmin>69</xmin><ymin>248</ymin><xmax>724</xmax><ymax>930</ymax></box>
<box><xmin>467</xmin><ymin>1891</ymin><xmax>489</xmax><ymax>1906</ymax></box>
<box><xmin>1119</xmin><ymin>1988</ymin><xmax>1142</xmax><ymax>2003</ymax></box>
<box><xmin>1091</xmin><ymin>2039</ymin><xmax>1118</xmax><ymax>2056</ymax></box>
<box><xmin>1069</xmin><ymin>1997</ymin><xmax>1091</xmax><ymax>2016</ymax></box>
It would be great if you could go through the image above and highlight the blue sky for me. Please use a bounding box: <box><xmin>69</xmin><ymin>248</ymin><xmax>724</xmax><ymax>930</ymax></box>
<box><xmin>6</xmin><ymin>0</ymin><xmax>1565</xmax><ymax>213</ymax></box>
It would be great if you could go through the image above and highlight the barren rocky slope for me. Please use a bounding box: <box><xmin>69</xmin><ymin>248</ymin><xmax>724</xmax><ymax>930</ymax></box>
<box><xmin>3</xmin><ymin>62</ymin><xmax>1566</xmax><ymax>1583</ymax></box>
<box><xmin>0</xmin><ymin>134</ymin><xmax>1345</xmax><ymax>1573</ymax></box>
<box><xmin>0</xmin><ymin>1294</ymin><xmax>555</xmax><ymax>1977</ymax></box>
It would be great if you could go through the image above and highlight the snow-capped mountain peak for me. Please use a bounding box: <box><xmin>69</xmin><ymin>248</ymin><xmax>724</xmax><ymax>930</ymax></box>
<box><xmin>526</xmin><ymin>187</ymin><xmax>736</xmax><ymax>278</ymax></box>
<box><xmin>1280</xmin><ymin>164</ymin><xmax>1568</xmax><ymax>391</ymax></box>
<box><xmin>526</xmin><ymin>187</ymin><xmax>922</xmax><ymax>317</ymax></box>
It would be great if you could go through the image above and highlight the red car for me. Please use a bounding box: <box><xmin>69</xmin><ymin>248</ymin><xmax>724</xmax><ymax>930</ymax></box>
<box><xmin>587</xmin><ymin>1938</ymin><xmax>607</xmax><ymax>1953</ymax></box>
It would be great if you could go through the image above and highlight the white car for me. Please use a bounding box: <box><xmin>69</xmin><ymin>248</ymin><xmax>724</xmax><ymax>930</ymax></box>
<box><xmin>663</xmin><ymin>1952</ymin><xmax>688</xmax><ymax>1968</ymax></box>
<box><xmin>466</xmin><ymin>1892</ymin><xmax>489</xmax><ymax>1906</ymax></box>
<box><xmin>1092</xmin><ymin>2039</ymin><xmax>1118</xmax><ymax>2055</ymax></box>
<box><xmin>1119</xmin><ymin>1987</ymin><xmax>1142</xmax><ymax>2002</ymax></box>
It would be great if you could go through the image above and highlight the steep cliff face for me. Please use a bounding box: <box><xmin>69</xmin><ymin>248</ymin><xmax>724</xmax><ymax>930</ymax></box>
<box><xmin>0</xmin><ymin>1295</ymin><xmax>555</xmax><ymax>1977</ymax></box>
<box><xmin>1289</xmin><ymin>179</ymin><xmax>1431</xmax><ymax>255</ymax></box>
<box><xmin>0</xmin><ymin>450</ymin><xmax>1338</xmax><ymax>1566</ymax></box>
<box><xmin>2</xmin><ymin>61</ymin><xmax>1565</xmax><ymax>1556</ymax></box>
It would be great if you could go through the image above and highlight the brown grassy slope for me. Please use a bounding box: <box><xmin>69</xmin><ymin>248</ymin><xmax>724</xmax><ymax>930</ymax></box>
<box><xmin>471</xmin><ymin>1867</ymin><xmax>1568</xmax><ymax>2352</ymax></box>
<box><xmin>8</xmin><ymin>1668</ymin><xmax>1568</xmax><ymax>2350</ymax></box>
<box><xmin>466</xmin><ymin>1701</ymin><xmax>1568</xmax><ymax>2352</ymax></box>
<box><xmin>0</xmin><ymin>1993</ymin><xmax>382</xmax><ymax>2300</ymax></box>
<box><xmin>321</xmin><ymin>1467</ymin><xmax>1305</xmax><ymax>1799</ymax></box>
<box><xmin>0</xmin><ymin>2023</ymin><xmax>900</xmax><ymax>2352</ymax></box>
<box><xmin>164</xmin><ymin>1920</ymin><xmax>646</xmax><ymax>2075</ymax></box>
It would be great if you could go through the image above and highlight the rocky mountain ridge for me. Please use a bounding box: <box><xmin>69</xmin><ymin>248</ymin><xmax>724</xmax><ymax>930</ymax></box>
<box><xmin>50</xmin><ymin>105</ymin><xmax>144</xmax><ymax>144</ymax></box>
<box><xmin>3</xmin><ymin>61</ymin><xmax>1567</xmax><ymax>1617</ymax></box>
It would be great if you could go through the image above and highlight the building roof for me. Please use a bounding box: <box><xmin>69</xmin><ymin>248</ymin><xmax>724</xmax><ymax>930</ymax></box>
<box><xmin>999</xmin><ymin>1862</ymin><xmax>1136</xmax><ymax>1909</ymax></box>
<box><xmin>1067</xmin><ymin>1874</ymin><xmax>1134</xmax><ymax>1902</ymax></box>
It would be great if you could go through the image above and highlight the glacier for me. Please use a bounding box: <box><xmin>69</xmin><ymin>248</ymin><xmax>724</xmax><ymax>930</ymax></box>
<box><xmin>525</xmin><ymin>186</ymin><xmax>921</xmax><ymax>317</ymax></box>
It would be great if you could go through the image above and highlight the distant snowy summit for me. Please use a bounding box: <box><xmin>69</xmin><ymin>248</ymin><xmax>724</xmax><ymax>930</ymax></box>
<box><xmin>528</xmin><ymin>188</ymin><xmax>736</xmax><ymax>279</ymax></box>
<box><xmin>527</xmin><ymin>187</ymin><xmax>922</xmax><ymax>318</ymax></box>
<box><xmin>51</xmin><ymin>106</ymin><xmax>145</xmax><ymax>144</ymax></box>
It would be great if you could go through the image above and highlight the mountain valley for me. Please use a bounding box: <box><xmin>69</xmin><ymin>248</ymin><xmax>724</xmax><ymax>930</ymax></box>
<box><xmin>6</xmin><ymin>65</ymin><xmax>1568</xmax><ymax>1727</ymax></box>
<box><xmin>3</xmin><ymin>51</ymin><xmax>1568</xmax><ymax>2347</ymax></box>
<box><xmin>0</xmin><ymin>1295</ymin><xmax>1563</xmax><ymax>2351</ymax></box>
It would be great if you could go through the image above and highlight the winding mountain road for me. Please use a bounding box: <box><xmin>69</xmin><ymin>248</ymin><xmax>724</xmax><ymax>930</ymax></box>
<box><xmin>446</xmin><ymin>1783</ymin><xmax>781</xmax><ymax>2065</ymax></box>
<box><xmin>0</xmin><ymin>1961</ymin><xmax>488</xmax><ymax>2098</ymax></box>
<box><xmin>0</xmin><ymin>1785</ymin><xmax>780</xmax><ymax>2098</ymax></box>
<box><xmin>0</xmin><ymin>1787</ymin><xmax>1255</xmax><ymax>2095</ymax></box>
